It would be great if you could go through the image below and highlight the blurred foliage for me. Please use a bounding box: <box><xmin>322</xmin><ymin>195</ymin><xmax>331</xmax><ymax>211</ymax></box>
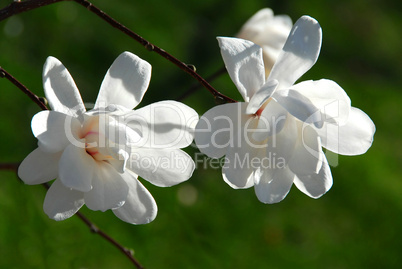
<box><xmin>0</xmin><ymin>0</ymin><xmax>401</xmax><ymax>268</ymax></box>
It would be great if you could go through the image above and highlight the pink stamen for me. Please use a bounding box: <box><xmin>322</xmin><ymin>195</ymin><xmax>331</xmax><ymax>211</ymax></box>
<box><xmin>256</xmin><ymin>107</ymin><xmax>264</xmax><ymax>117</ymax></box>
<box><xmin>86</xmin><ymin>131</ymin><xmax>99</xmax><ymax>136</ymax></box>
<box><xmin>86</xmin><ymin>148</ymin><xmax>99</xmax><ymax>156</ymax></box>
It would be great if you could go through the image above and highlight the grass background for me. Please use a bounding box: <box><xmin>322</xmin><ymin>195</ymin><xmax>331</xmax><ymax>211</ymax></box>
<box><xmin>0</xmin><ymin>0</ymin><xmax>401</xmax><ymax>268</ymax></box>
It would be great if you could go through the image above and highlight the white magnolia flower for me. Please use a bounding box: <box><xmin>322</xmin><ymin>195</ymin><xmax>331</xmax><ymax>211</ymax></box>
<box><xmin>195</xmin><ymin>16</ymin><xmax>375</xmax><ymax>203</ymax></box>
<box><xmin>18</xmin><ymin>52</ymin><xmax>198</xmax><ymax>224</ymax></box>
<box><xmin>236</xmin><ymin>8</ymin><xmax>292</xmax><ymax>77</ymax></box>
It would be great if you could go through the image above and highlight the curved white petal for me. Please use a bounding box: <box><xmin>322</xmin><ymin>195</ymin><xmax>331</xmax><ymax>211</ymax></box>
<box><xmin>113</xmin><ymin>170</ymin><xmax>157</xmax><ymax>224</ymax></box>
<box><xmin>106</xmin><ymin>152</ymin><xmax>129</xmax><ymax>174</ymax></box>
<box><xmin>126</xmin><ymin>101</ymin><xmax>199</xmax><ymax>149</ymax></box>
<box><xmin>128</xmin><ymin>148</ymin><xmax>195</xmax><ymax>187</ymax></box>
<box><xmin>85</xmin><ymin>104</ymin><xmax>132</xmax><ymax>118</ymax></box>
<box><xmin>273</xmin><ymin>14</ymin><xmax>293</xmax><ymax>24</ymax></box>
<box><xmin>195</xmin><ymin>102</ymin><xmax>247</xmax><ymax>158</ymax></box>
<box><xmin>254</xmin><ymin>166</ymin><xmax>295</xmax><ymax>204</ymax></box>
<box><xmin>32</xmin><ymin>111</ymin><xmax>81</xmax><ymax>153</ymax></box>
<box><xmin>237</xmin><ymin>9</ymin><xmax>292</xmax><ymax>76</ymax></box>
<box><xmin>84</xmin><ymin>161</ymin><xmax>129</xmax><ymax>212</ymax></box>
<box><xmin>217</xmin><ymin>37</ymin><xmax>265</xmax><ymax>101</ymax></box>
<box><xmin>59</xmin><ymin>143</ymin><xmax>96</xmax><ymax>192</ymax></box>
<box><xmin>237</xmin><ymin>9</ymin><xmax>292</xmax><ymax>43</ymax></box>
<box><xmin>237</xmin><ymin>8</ymin><xmax>274</xmax><ymax>38</ymax></box>
<box><xmin>97</xmin><ymin>116</ymin><xmax>140</xmax><ymax>158</ymax></box>
<box><xmin>18</xmin><ymin>148</ymin><xmax>61</xmax><ymax>185</ymax></box>
<box><xmin>95</xmin><ymin>52</ymin><xmax>151</xmax><ymax>110</ymax></box>
<box><xmin>273</xmin><ymin>79</ymin><xmax>351</xmax><ymax>126</ymax></box>
<box><xmin>238</xmin><ymin>10</ymin><xmax>292</xmax><ymax>51</ymax></box>
<box><xmin>43</xmin><ymin>56</ymin><xmax>85</xmax><ymax>116</ymax></box>
<box><xmin>288</xmin><ymin>123</ymin><xmax>324</xmax><ymax>175</ymax></box>
<box><xmin>265</xmin><ymin>115</ymin><xmax>298</xmax><ymax>164</ymax></box>
<box><xmin>43</xmin><ymin>179</ymin><xmax>85</xmax><ymax>221</ymax></box>
<box><xmin>252</xmin><ymin>99</ymin><xmax>288</xmax><ymax>141</ymax></box>
<box><xmin>246</xmin><ymin>80</ymin><xmax>278</xmax><ymax>114</ymax></box>
<box><xmin>221</xmin><ymin>133</ymin><xmax>256</xmax><ymax>189</ymax></box>
<box><xmin>294</xmin><ymin>156</ymin><xmax>333</xmax><ymax>198</ymax></box>
<box><xmin>269</xmin><ymin>16</ymin><xmax>322</xmax><ymax>89</ymax></box>
<box><xmin>317</xmin><ymin>107</ymin><xmax>375</xmax><ymax>155</ymax></box>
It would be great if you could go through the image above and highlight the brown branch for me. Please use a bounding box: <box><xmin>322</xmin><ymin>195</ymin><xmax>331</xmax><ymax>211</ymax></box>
<box><xmin>76</xmin><ymin>212</ymin><xmax>143</xmax><ymax>269</ymax></box>
<box><xmin>0</xmin><ymin>162</ymin><xmax>20</xmax><ymax>172</ymax></box>
<box><xmin>41</xmin><ymin>183</ymin><xmax>144</xmax><ymax>269</ymax></box>
<box><xmin>73</xmin><ymin>0</ymin><xmax>235</xmax><ymax>103</ymax></box>
<box><xmin>0</xmin><ymin>0</ymin><xmax>236</xmax><ymax>103</ymax></box>
<box><xmin>0</xmin><ymin>66</ymin><xmax>48</xmax><ymax>110</ymax></box>
<box><xmin>0</xmin><ymin>0</ymin><xmax>65</xmax><ymax>21</ymax></box>
<box><xmin>0</xmin><ymin>160</ymin><xmax>143</xmax><ymax>267</ymax></box>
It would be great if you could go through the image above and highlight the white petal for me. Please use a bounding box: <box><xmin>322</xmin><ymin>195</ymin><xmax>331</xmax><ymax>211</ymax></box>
<box><xmin>59</xmin><ymin>143</ymin><xmax>96</xmax><ymax>192</ymax></box>
<box><xmin>273</xmin><ymin>79</ymin><xmax>351</xmax><ymax>126</ymax></box>
<box><xmin>113</xmin><ymin>170</ymin><xmax>157</xmax><ymax>224</ymax></box>
<box><xmin>246</xmin><ymin>79</ymin><xmax>278</xmax><ymax>114</ymax></box>
<box><xmin>221</xmin><ymin>135</ymin><xmax>256</xmax><ymax>189</ymax></box>
<box><xmin>128</xmin><ymin>148</ymin><xmax>195</xmax><ymax>187</ymax></box>
<box><xmin>125</xmin><ymin>101</ymin><xmax>199</xmax><ymax>149</ymax></box>
<box><xmin>252</xmin><ymin>99</ymin><xmax>288</xmax><ymax>141</ymax></box>
<box><xmin>18</xmin><ymin>148</ymin><xmax>61</xmax><ymax>185</ymax></box>
<box><xmin>265</xmin><ymin>115</ymin><xmax>298</xmax><ymax>164</ymax></box>
<box><xmin>195</xmin><ymin>102</ymin><xmax>247</xmax><ymax>158</ymax></box>
<box><xmin>272</xmin><ymin>15</ymin><xmax>293</xmax><ymax>29</ymax></box>
<box><xmin>106</xmin><ymin>153</ymin><xmax>129</xmax><ymax>174</ymax></box>
<box><xmin>31</xmin><ymin>111</ymin><xmax>81</xmax><ymax>153</ymax></box>
<box><xmin>288</xmin><ymin>123</ymin><xmax>324</xmax><ymax>175</ymax></box>
<box><xmin>254</xmin><ymin>166</ymin><xmax>295</xmax><ymax>204</ymax></box>
<box><xmin>97</xmin><ymin>115</ymin><xmax>140</xmax><ymax>156</ymax></box>
<box><xmin>84</xmin><ymin>162</ymin><xmax>129</xmax><ymax>211</ymax></box>
<box><xmin>95</xmin><ymin>52</ymin><xmax>151</xmax><ymax>110</ymax></box>
<box><xmin>269</xmin><ymin>16</ymin><xmax>322</xmax><ymax>89</ymax></box>
<box><xmin>43</xmin><ymin>56</ymin><xmax>86</xmax><ymax>116</ymax></box>
<box><xmin>294</xmin><ymin>156</ymin><xmax>333</xmax><ymax>198</ymax></box>
<box><xmin>317</xmin><ymin>107</ymin><xmax>375</xmax><ymax>155</ymax></box>
<box><xmin>43</xmin><ymin>179</ymin><xmax>85</xmax><ymax>221</ymax></box>
<box><xmin>217</xmin><ymin>37</ymin><xmax>265</xmax><ymax>102</ymax></box>
<box><xmin>237</xmin><ymin>8</ymin><xmax>274</xmax><ymax>38</ymax></box>
<box><xmin>237</xmin><ymin>9</ymin><xmax>292</xmax><ymax>51</ymax></box>
<box><xmin>237</xmin><ymin>9</ymin><xmax>292</xmax><ymax>76</ymax></box>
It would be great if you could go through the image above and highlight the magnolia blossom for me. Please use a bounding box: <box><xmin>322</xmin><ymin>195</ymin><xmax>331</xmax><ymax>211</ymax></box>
<box><xmin>195</xmin><ymin>16</ymin><xmax>375</xmax><ymax>203</ymax></box>
<box><xmin>236</xmin><ymin>8</ymin><xmax>292</xmax><ymax>76</ymax></box>
<box><xmin>18</xmin><ymin>52</ymin><xmax>198</xmax><ymax>224</ymax></box>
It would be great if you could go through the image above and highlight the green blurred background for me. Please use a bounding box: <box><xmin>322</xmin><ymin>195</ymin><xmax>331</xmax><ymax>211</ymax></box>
<box><xmin>1</xmin><ymin>0</ymin><xmax>401</xmax><ymax>268</ymax></box>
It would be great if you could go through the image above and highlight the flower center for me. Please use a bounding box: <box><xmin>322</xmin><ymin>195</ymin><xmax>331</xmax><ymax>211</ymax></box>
<box><xmin>255</xmin><ymin>99</ymin><xmax>270</xmax><ymax>117</ymax></box>
<box><xmin>81</xmin><ymin>116</ymin><xmax>113</xmax><ymax>161</ymax></box>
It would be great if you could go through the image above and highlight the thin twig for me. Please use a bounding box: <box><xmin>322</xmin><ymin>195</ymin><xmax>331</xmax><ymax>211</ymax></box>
<box><xmin>0</xmin><ymin>162</ymin><xmax>20</xmax><ymax>172</ymax></box>
<box><xmin>0</xmin><ymin>66</ymin><xmax>48</xmax><ymax>110</ymax></box>
<box><xmin>73</xmin><ymin>0</ymin><xmax>235</xmax><ymax>103</ymax></box>
<box><xmin>42</xmin><ymin>183</ymin><xmax>144</xmax><ymax>269</ymax></box>
<box><xmin>77</xmin><ymin>213</ymin><xmax>142</xmax><ymax>269</ymax></box>
<box><xmin>0</xmin><ymin>0</ymin><xmax>64</xmax><ymax>21</ymax></box>
<box><xmin>0</xmin><ymin>0</ymin><xmax>236</xmax><ymax>103</ymax></box>
<box><xmin>76</xmin><ymin>210</ymin><xmax>143</xmax><ymax>268</ymax></box>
